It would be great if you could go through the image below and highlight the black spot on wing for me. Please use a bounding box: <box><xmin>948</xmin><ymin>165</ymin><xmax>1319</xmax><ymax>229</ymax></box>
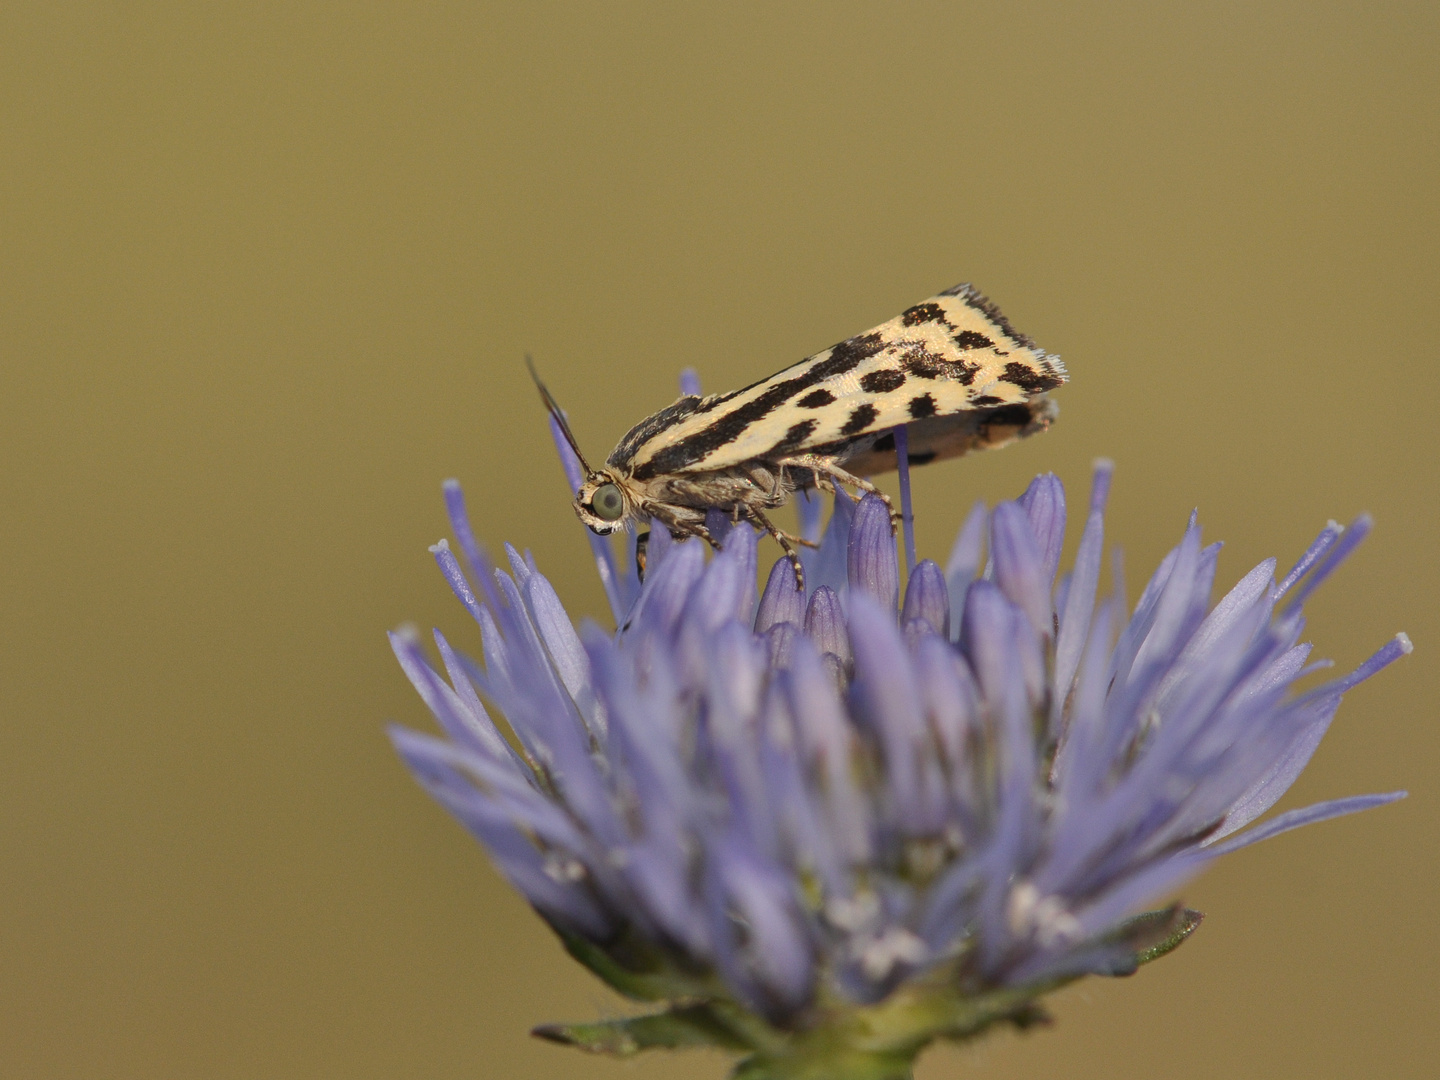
<box><xmin>798</xmin><ymin>388</ymin><xmax>835</xmax><ymax>408</ymax></box>
<box><xmin>859</xmin><ymin>369</ymin><xmax>906</xmax><ymax>393</ymax></box>
<box><xmin>770</xmin><ymin>418</ymin><xmax>818</xmax><ymax>455</ymax></box>
<box><xmin>825</xmin><ymin>332</ymin><xmax>889</xmax><ymax>372</ymax></box>
<box><xmin>953</xmin><ymin>330</ymin><xmax>994</xmax><ymax>350</ymax></box>
<box><xmin>901</xmin><ymin>343</ymin><xmax>980</xmax><ymax>384</ymax></box>
<box><xmin>971</xmin><ymin>394</ymin><xmax>1004</xmax><ymax>407</ymax></box>
<box><xmin>908</xmin><ymin>393</ymin><xmax>937</xmax><ymax>419</ymax></box>
<box><xmin>1002</xmin><ymin>361</ymin><xmax>1063</xmax><ymax>394</ymax></box>
<box><xmin>902</xmin><ymin>302</ymin><xmax>948</xmax><ymax>326</ymax></box>
<box><xmin>631</xmin><ymin>331</ymin><xmax>887</xmax><ymax>480</ymax></box>
<box><xmin>840</xmin><ymin>403</ymin><xmax>879</xmax><ymax>436</ymax></box>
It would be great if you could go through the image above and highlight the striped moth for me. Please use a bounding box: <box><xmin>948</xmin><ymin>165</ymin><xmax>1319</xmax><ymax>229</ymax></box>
<box><xmin>533</xmin><ymin>283</ymin><xmax>1065</xmax><ymax>588</ymax></box>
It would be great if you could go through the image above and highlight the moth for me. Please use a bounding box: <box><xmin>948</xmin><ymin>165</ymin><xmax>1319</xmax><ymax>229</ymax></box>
<box><xmin>533</xmin><ymin>283</ymin><xmax>1065</xmax><ymax>588</ymax></box>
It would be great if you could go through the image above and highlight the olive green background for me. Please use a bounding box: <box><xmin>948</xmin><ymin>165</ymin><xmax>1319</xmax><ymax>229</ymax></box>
<box><xmin>2</xmin><ymin>3</ymin><xmax>1436</xmax><ymax>1078</ymax></box>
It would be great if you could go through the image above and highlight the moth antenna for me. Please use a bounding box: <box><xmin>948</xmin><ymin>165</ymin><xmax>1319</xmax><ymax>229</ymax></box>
<box><xmin>525</xmin><ymin>355</ymin><xmax>593</xmax><ymax>474</ymax></box>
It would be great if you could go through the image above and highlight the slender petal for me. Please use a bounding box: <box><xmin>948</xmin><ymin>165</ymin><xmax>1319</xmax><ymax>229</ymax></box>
<box><xmin>805</xmin><ymin>586</ymin><xmax>851</xmax><ymax>665</ymax></box>
<box><xmin>1209</xmin><ymin>792</ymin><xmax>1407</xmax><ymax>855</ymax></box>
<box><xmin>390</xmin><ymin>726</ymin><xmax>615</xmax><ymax>939</ymax></box>
<box><xmin>704</xmin><ymin>836</ymin><xmax>816</xmax><ymax>1019</ymax></box>
<box><xmin>1019</xmin><ymin>472</ymin><xmax>1066</xmax><ymax>590</ymax></box>
<box><xmin>901</xmin><ymin>559</ymin><xmax>949</xmax><ymax>638</ymax></box>
<box><xmin>1275</xmin><ymin>519</ymin><xmax>1342</xmax><ymax>598</ymax></box>
<box><xmin>848</xmin><ymin>592</ymin><xmax>933</xmax><ymax>832</ymax></box>
<box><xmin>848</xmin><ymin>494</ymin><xmax>900</xmax><ymax>608</ymax></box>
<box><xmin>1051</xmin><ymin>504</ymin><xmax>1104</xmax><ymax>733</ymax></box>
<box><xmin>1284</xmin><ymin>514</ymin><xmax>1371</xmax><ymax>612</ymax></box>
<box><xmin>944</xmin><ymin>501</ymin><xmax>987</xmax><ymax>641</ymax></box>
<box><xmin>989</xmin><ymin>501</ymin><xmax>1052</xmax><ymax>639</ymax></box>
<box><xmin>756</xmin><ymin>557</ymin><xmax>806</xmax><ymax>634</ymax></box>
<box><xmin>441</xmin><ymin>480</ymin><xmax>504</xmax><ymax>614</ymax></box>
<box><xmin>806</xmin><ymin>491</ymin><xmax>854</xmax><ymax>597</ymax></box>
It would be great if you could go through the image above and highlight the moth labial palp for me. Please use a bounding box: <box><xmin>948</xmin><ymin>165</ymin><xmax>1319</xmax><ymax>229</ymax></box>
<box><xmin>529</xmin><ymin>283</ymin><xmax>1067</xmax><ymax>592</ymax></box>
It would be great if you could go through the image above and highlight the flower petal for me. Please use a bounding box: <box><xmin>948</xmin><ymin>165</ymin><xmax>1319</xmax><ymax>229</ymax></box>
<box><xmin>755</xmin><ymin>557</ymin><xmax>805</xmax><ymax>634</ymax></box>
<box><xmin>808</xmin><ymin>490</ymin><xmax>855</xmax><ymax>597</ymax></box>
<box><xmin>902</xmin><ymin>559</ymin><xmax>950</xmax><ymax>638</ymax></box>
<box><xmin>848</xmin><ymin>592</ymin><xmax>936</xmax><ymax>832</ymax></box>
<box><xmin>1019</xmin><ymin>472</ymin><xmax>1066</xmax><ymax>590</ymax></box>
<box><xmin>989</xmin><ymin>501</ymin><xmax>1052</xmax><ymax>639</ymax></box>
<box><xmin>944</xmin><ymin>501</ymin><xmax>987</xmax><ymax>634</ymax></box>
<box><xmin>848</xmin><ymin>494</ymin><xmax>899</xmax><ymax>608</ymax></box>
<box><xmin>805</xmin><ymin>586</ymin><xmax>851</xmax><ymax>665</ymax></box>
<box><xmin>1208</xmin><ymin>792</ymin><xmax>1406</xmax><ymax>855</ymax></box>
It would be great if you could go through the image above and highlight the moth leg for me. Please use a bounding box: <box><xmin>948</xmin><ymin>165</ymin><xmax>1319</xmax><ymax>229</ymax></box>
<box><xmin>739</xmin><ymin>505</ymin><xmax>807</xmax><ymax>591</ymax></box>
<box><xmin>775</xmin><ymin>455</ymin><xmax>901</xmax><ymax>533</ymax></box>
<box><xmin>644</xmin><ymin>504</ymin><xmax>721</xmax><ymax>552</ymax></box>
<box><xmin>635</xmin><ymin>529</ymin><xmax>650</xmax><ymax>582</ymax></box>
<box><xmin>784</xmin><ymin>462</ymin><xmax>837</xmax><ymax>500</ymax></box>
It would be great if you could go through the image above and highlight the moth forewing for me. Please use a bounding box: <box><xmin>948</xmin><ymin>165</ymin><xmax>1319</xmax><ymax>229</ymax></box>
<box><xmin>541</xmin><ymin>283</ymin><xmax>1066</xmax><ymax>588</ymax></box>
<box><xmin>616</xmin><ymin>283</ymin><xmax>1064</xmax><ymax>483</ymax></box>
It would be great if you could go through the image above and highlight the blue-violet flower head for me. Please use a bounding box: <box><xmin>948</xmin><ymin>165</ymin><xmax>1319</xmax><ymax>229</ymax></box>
<box><xmin>390</xmin><ymin>421</ymin><xmax>1407</xmax><ymax>1079</ymax></box>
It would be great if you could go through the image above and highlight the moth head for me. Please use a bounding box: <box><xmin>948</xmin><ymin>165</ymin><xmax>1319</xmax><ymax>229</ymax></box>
<box><xmin>574</xmin><ymin>469</ymin><xmax>632</xmax><ymax>534</ymax></box>
<box><xmin>526</xmin><ymin>356</ymin><xmax>629</xmax><ymax>532</ymax></box>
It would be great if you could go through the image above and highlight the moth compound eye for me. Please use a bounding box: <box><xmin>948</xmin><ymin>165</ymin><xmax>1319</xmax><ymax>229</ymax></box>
<box><xmin>590</xmin><ymin>483</ymin><xmax>625</xmax><ymax>521</ymax></box>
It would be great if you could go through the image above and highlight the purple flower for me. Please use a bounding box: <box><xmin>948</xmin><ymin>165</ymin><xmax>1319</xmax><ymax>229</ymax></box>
<box><xmin>391</xmin><ymin>429</ymin><xmax>1407</xmax><ymax>1078</ymax></box>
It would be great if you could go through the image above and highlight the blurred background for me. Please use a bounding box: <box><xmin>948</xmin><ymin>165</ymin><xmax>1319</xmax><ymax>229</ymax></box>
<box><xmin>2</xmin><ymin>3</ymin><xmax>1436</xmax><ymax>1078</ymax></box>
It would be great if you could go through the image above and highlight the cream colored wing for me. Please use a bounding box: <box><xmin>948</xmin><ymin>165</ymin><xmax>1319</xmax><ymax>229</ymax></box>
<box><xmin>618</xmin><ymin>284</ymin><xmax>1064</xmax><ymax>482</ymax></box>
